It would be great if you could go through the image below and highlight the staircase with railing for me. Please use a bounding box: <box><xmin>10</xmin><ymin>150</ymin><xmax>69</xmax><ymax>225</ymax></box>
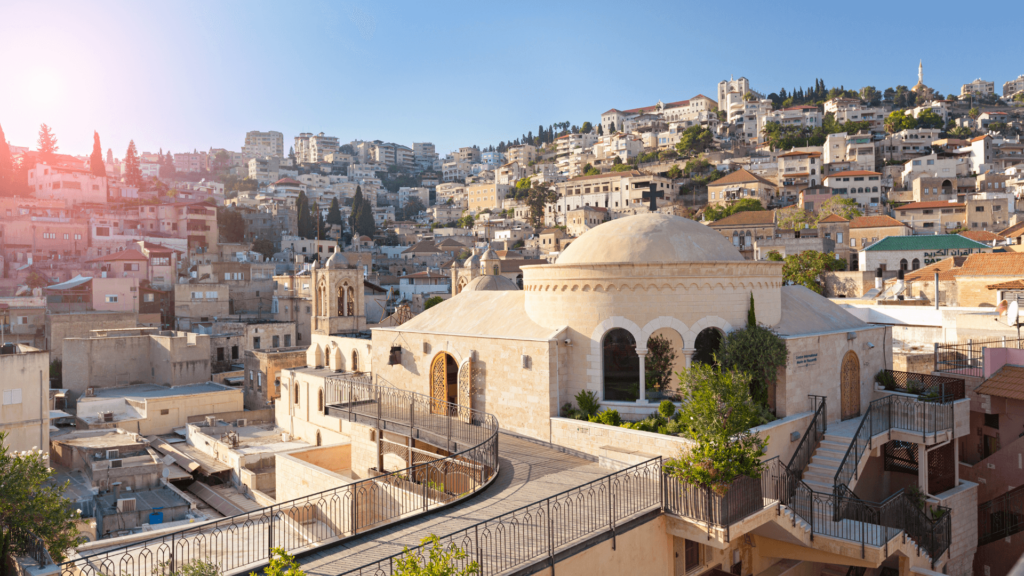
<box><xmin>767</xmin><ymin>392</ymin><xmax>955</xmax><ymax>567</ymax></box>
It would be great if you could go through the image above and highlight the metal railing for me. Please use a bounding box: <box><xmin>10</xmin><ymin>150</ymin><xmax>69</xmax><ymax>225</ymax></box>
<box><xmin>877</xmin><ymin>370</ymin><xmax>965</xmax><ymax>402</ymax></box>
<box><xmin>664</xmin><ymin>468</ymin><xmax>767</xmax><ymax>542</ymax></box>
<box><xmin>834</xmin><ymin>394</ymin><xmax>955</xmax><ymax>492</ymax></box>
<box><xmin>788</xmin><ymin>395</ymin><xmax>827</xmax><ymax>481</ymax></box>
<box><xmin>338</xmin><ymin>458</ymin><xmax>663</xmax><ymax>576</ymax></box>
<box><xmin>59</xmin><ymin>382</ymin><xmax>499</xmax><ymax>576</ymax></box>
<box><xmin>978</xmin><ymin>484</ymin><xmax>1024</xmax><ymax>545</ymax></box>
<box><xmin>935</xmin><ymin>337</ymin><xmax>1024</xmax><ymax>377</ymax></box>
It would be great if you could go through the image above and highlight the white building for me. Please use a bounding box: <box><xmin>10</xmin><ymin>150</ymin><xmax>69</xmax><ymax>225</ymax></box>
<box><xmin>294</xmin><ymin>132</ymin><xmax>339</xmax><ymax>164</ymax></box>
<box><xmin>961</xmin><ymin>79</ymin><xmax>995</xmax><ymax>97</ymax></box>
<box><xmin>823</xmin><ymin>132</ymin><xmax>875</xmax><ymax>172</ymax></box>
<box><xmin>1003</xmin><ymin>75</ymin><xmax>1024</xmax><ymax>97</ymax></box>
<box><xmin>397</xmin><ymin>187</ymin><xmax>430</xmax><ymax>209</ymax></box>
<box><xmin>242</xmin><ymin>131</ymin><xmax>284</xmax><ymax>158</ymax></box>
<box><xmin>30</xmin><ymin>162</ymin><xmax>108</xmax><ymax>204</ymax></box>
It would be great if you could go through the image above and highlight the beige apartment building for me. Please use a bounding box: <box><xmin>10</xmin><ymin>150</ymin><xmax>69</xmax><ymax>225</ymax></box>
<box><xmin>895</xmin><ymin>200</ymin><xmax>966</xmax><ymax>234</ymax></box>
<box><xmin>706</xmin><ymin>169</ymin><xmax>778</xmax><ymax>207</ymax></box>
<box><xmin>467</xmin><ymin>182</ymin><xmax>511</xmax><ymax>212</ymax></box>
<box><xmin>1</xmin><ymin>344</ymin><xmax>50</xmax><ymax>453</ymax></box>
<box><xmin>776</xmin><ymin>149</ymin><xmax>822</xmax><ymax>199</ymax></box>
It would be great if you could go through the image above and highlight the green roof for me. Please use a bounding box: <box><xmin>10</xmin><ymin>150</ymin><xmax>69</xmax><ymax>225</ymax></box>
<box><xmin>865</xmin><ymin>235</ymin><xmax>989</xmax><ymax>252</ymax></box>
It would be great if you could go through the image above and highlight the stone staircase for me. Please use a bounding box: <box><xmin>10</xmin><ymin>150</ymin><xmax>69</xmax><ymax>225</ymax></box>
<box><xmin>800</xmin><ymin>433</ymin><xmax>850</xmax><ymax>493</ymax></box>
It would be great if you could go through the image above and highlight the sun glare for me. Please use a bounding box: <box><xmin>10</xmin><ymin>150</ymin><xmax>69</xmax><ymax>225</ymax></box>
<box><xmin>26</xmin><ymin>69</ymin><xmax>64</xmax><ymax>106</ymax></box>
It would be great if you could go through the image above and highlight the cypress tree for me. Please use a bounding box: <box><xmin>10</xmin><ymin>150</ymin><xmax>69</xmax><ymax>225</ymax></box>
<box><xmin>123</xmin><ymin>140</ymin><xmax>142</xmax><ymax>187</ymax></box>
<box><xmin>357</xmin><ymin>199</ymin><xmax>376</xmax><ymax>238</ymax></box>
<box><xmin>747</xmin><ymin>292</ymin><xmax>757</xmax><ymax>328</ymax></box>
<box><xmin>326</xmin><ymin>197</ymin><xmax>342</xmax><ymax>225</ymax></box>
<box><xmin>349</xmin><ymin>186</ymin><xmax>364</xmax><ymax>234</ymax></box>
<box><xmin>90</xmin><ymin>132</ymin><xmax>105</xmax><ymax>177</ymax></box>
<box><xmin>0</xmin><ymin>122</ymin><xmax>12</xmax><ymax>194</ymax></box>
<box><xmin>296</xmin><ymin>191</ymin><xmax>312</xmax><ymax>238</ymax></box>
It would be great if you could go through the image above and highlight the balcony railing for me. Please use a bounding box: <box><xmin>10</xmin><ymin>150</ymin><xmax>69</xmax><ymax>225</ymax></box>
<box><xmin>978</xmin><ymin>484</ymin><xmax>1024</xmax><ymax>545</ymax></box>
<box><xmin>59</xmin><ymin>382</ymin><xmax>499</xmax><ymax>576</ymax></box>
<box><xmin>935</xmin><ymin>337</ymin><xmax>1024</xmax><ymax>377</ymax></box>
<box><xmin>877</xmin><ymin>370</ymin><xmax>965</xmax><ymax>402</ymax></box>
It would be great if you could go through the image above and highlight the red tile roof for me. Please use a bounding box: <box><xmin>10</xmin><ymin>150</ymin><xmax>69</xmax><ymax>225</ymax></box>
<box><xmin>850</xmin><ymin>215</ymin><xmax>907</xmax><ymax>229</ymax></box>
<box><xmin>825</xmin><ymin>170</ymin><xmax>882</xmax><ymax>179</ymax></box>
<box><xmin>897</xmin><ymin>201</ymin><xmax>966</xmax><ymax>210</ymax></box>
<box><xmin>778</xmin><ymin>150</ymin><xmax>822</xmax><ymax>157</ymax></box>
<box><xmin>958</xmin><ymin>252</ymin><xmax>1024</xmax><ymax>277</ymax></box>
<box><xmin>959</xmin><ymin>230</ymin><xmax>1006</xmax><ymax>243</ymax></box>
<box><xmin>88</xmin><ymin>248</ymin><xmax>148</xmax><ymax>262</ymax></box>
<box><xmin>818</xmin><ymin>214</ymin><xmax>849</xmax><ymax>223</ymax></box>
<box><xmin>708</xmin><ymin>169</ymin><xmax>776</xmax><ymax>188</ymax></box>
<box><xmin>904</xmin><ymin>256</ymin><xmax>965</xmax><ymax>282</ymax></box>
<box><xmin>273</xmin><ymin>177</ymin><xmax>302</xmax><ymax>186</ymax></box>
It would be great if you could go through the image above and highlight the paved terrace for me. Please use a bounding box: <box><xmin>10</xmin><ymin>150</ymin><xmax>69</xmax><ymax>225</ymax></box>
<box><xmin>298</xmin><ymin>433</ymin><xmax>609</xmax><ymax>576</ymax></box>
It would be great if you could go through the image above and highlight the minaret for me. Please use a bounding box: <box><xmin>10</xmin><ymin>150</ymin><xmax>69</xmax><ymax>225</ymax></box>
<box><xmin>918</xmin><ymin>60</ymin><xmax>923</xmax><ymax>84</ymax></box>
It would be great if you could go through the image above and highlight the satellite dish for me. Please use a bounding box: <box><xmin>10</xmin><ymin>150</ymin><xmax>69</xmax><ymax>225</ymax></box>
<box><xmin>997</xmin><ymin>299</ymin><xmax>1009</xmax><ymax>315</ymax></box>
<box><xmin>162</xmin><ymin>467</ymin><xmax>171</xmax><ymax>479</ymax></box>
<box><xmin>1008</xmin><ymin>301</ymin><xmax>1019</xmax><ymax>327</ymax></box>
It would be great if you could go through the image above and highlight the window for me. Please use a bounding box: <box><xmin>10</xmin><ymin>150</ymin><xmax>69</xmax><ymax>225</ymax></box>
<box><xmin>105</xmin><ymin>295</ymin><xmax>118</xmax><ymax>303</ymax></box>
<box><xmin>217</xmin><ymin>347</ymin><xmax>224</xmax><ymax>361</ymax></box>
<box><xmin>253</xmin><ymin>337</ymin><xmax>261</xmax><ymax>349</ymax></box>
<box><xmin>272</xmin><ymin>335</ymin><xmax>280</xmax><ymax>348</ymax></box>
<box><xmin>231</xmin><ymin>345</ymin><xmax>239</xmax><ymax>359</ymax></box>
<box><xmin>205</xmin><ymin>291</ymin><xmax>218</xmax><ymax>299</ymax></box>
<box><xmin>124</xmin><ymin>263</ymin><xmax>139</xmax><ymax>271</ymax></box>
<box><xmin>2</xmin><ymin>388</ymin><xmax>22</xmax><ymax>405</ymax></box>
<box><xmin>602</xmin><ymin>329</ymin><xmax>639</xmax><ymax>402</ymax></box>
<box><xmin>143</xmin><ymin>293</ymin><xmax>155</xmax><ymax>302</ymax></box>
<box><xmin>284</xmin><ymin>334</ymin><xmax>291</xmax><ymax>347</ymax></box>
<box><xmin>294</xmin><ymin>383</ymin><xmax>300</xmax><ymax>404</ymax></box>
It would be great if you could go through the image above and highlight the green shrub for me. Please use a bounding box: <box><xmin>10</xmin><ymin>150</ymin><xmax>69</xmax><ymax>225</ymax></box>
<box><xmin>575</xmin><ymin>390</ymin><xmax>600</xmax><ymax>418</ymax></box>
<box><xmin>876</xmin><ymin>369</ymin><xmax>897</xmax><ymax>391</ymax></box>
<box><xmin>596</xmin><ymin>409</ymin><xmax>622</xmax><ymax>427</ymax></box>
<box><xmin>658</xmin><ymin>400</ymin><xmax>676</xmax><ymax>419</ymax></box>
<box><xmin>560</xmin><ymin>403</ymin><xmax>580</xmax><ymax>419</ymax></box>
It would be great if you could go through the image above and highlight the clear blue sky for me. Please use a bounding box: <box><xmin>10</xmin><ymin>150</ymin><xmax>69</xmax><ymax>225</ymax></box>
<box><xmin>1</xmin><ymin>0</ymin><xmax>1020</xmax><ymax>159</ymax></box>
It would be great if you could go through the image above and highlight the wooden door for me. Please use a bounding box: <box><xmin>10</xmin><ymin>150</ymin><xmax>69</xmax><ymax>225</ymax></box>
<box><xmin>841</xmin><ymin>351</ymin><xmax>861</xmax><ymax>420</ymax></box>
<box><xmin>430</xmin><ymin>354</ymin><xmax>447</xmax><ymax>415</ymax></box>
<box><xmin>458</xmin><ymin>359</ymin><xmax>473</xmax><ymax>421</ymax></box>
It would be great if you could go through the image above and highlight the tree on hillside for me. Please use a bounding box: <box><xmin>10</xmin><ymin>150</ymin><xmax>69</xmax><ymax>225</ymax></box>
<box><xmin>968</xmin><ymin>107</ymin><xmax>981</xmax><ymax>120</ymax></box>
<box><xmin>400</xmin><ymin>198</ymin><xmax>426</xmax><ymax>220</ymax></box>
<box><xmin>667</xmin><ymin>165</ymin><xmax>682</xmax><ymax>179</ymax></box>
<box><xmin>884</xmin><ymin>110</ymin><xmax>917</xmax><ymax>133</ymax></box>
<box><xmin>252</xmin><ymin>237</ymin><xmax>276</xmax><ymax>261</ymax></box>
<box><xmin>297</xmin><ymin>191</ymin><xmax>314</xmax><ymax>239</ymax></box>
<box><xmin>703</xmin><ymin>198</ymin><xmax>763</xmax><ymax>222</ymax></box>
<box><xmin>37</xmin><ymin>124</ymin><xmax>58</xmax><ymax>163</ymax></box>
<box><xmin>123</xmin><ymin>140</ymin><xmax>143</xmax><ymax>187</ymax></box>
<box><xmin>581</xmin><ymin>121</ymin><xmax>593</xmax><ymax>134</ymax></box>
<box><xmin>675</xmin><ymin>126</ymin><xmax>713</xmax><ymax>156</ymax></box>
<box><xmin>349</xmin><ymin>186</ymin><xmax>376</xmax><ymax>238</ymax></box>
<box><xmin>948</xmin><ymin>125</ymin><xmax>972</xmax><ymax>138</ymax></box>
<box><xmin>526</xmin><ymin>182</ymin><xmax>557</xmax><ymax>228</ymax></box>
<box><xmin>817</xmin><ymin>196</ymin><xmax>862</xmax><ymax>221</ymax></box>
<box><xmin>89</xmin><ymin>132</ymin><xmax>105</xmax><ymax>177</ymax></box>
<box><xmin>217</xmin><ymin>208</ymin><xmax>246</xmax><ymax>243</ymax></box>
<box><xmin>0</xmin><ymin>122</ymin><xmax>13</xmax><ymax>195</ymax></box>
<box><xmin>781</xmin><ymin>250</ymin><xmax>846</xmax><ymax>294</ymax></box>
<box><xmin>0</xmin><ymin>431</ymin><xmax>83</xmax><ymax>576</ymax></box>
<box><xmin>326</xmin><ymin>197</ymin><xmax>342</xmax><ymax>226</ymax></box>
<box><xmin>916</xmin><ymin>109</ymin><xmax>944</xmax><ymax>130</ymax></box>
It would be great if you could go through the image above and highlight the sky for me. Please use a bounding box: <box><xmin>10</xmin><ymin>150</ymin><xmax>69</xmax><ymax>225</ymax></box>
<box><xmin>1</xmin><ymin>0</ymin><xmax>1021</xmax><ymax>159</ymax></box>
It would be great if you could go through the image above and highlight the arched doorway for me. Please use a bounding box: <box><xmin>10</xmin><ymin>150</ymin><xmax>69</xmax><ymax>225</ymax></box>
<box><xmin>692</xmin><ymin>328</ymin><xmax>722</xmax><ymax>367</ymax></box>
<box><xmin>430</xmin><ymin>353</ymin><xmax>459</xmax><ymax>414</ymax></box>
<box><xmin>315</xmin><ymin>430</ymin><xmax>322</xmax><ymax>447</ymax></box>
<box><xmin>602</xmin><ymin>329</ymin><xmax>639</xmax><ymax>401</ymax></box>
<box><xmin>841</xmin><ymin>351</ymin><xmax>861</xmax><ymax>420</ymax></box>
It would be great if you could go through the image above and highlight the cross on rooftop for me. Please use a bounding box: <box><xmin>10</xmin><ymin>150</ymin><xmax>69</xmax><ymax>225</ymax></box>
<box><xmin>642</xmin><ymin>182</ymin><xmax>664</xmax><ymax>212</ymax></box>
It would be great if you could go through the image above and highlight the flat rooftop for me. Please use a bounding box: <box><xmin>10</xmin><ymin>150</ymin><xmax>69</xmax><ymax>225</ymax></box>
<box><xmin>93</xmin><ymin>383</ymin><xmax>232</xmax><ymax>400</ymax></box>
<box><xmin>54</xmin><ymin>430</ymin><xmax>146</xmax><ymax>449</ymax></box>
<box><xmin>96</xmin><ymin>486</ymin><xmax>188</xmax><ymax>515</ymax></box>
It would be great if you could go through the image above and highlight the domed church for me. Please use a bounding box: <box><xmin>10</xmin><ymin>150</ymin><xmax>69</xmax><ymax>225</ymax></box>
<box><xmin>315</xmin><ymin>214</ymin><xmax>887</xmax><ymax>440</ymax></box>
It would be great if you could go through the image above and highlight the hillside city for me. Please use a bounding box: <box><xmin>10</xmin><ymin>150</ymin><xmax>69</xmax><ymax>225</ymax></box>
<box><xmin>4</xmin><ymin>64</ymin><xmax>1024</xmax><ymax>576</ymax></box>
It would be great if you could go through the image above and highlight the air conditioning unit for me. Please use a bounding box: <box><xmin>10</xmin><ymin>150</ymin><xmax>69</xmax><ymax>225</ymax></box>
<box><xmin>106</xmin><ymin>449</ymin><xmax>119</xmax><ymax>459</ymax></box>
<box><xmin>205</xmin><ymin>416</ymin><xmax>217</xmax><ymax>427</ymax></box>
<box><xmin>236</xmin><ymin>419</ymin><xmax>246</xmax><ymax>427</ymax></box>
<box><xmin>116</xmin><ymin>497</ymin><xmax>136</xmax><ymax>512</ymax></box>
<box><xmin>102</xmin><ymin>412</ymin><xmax>114</xmax><ymax>422</ymax></box>
<box><xmin>110</xmin><ymin>459</ymin><xmax>123</xmax><ymax>469</ymax></box>
<box><xmin>86</xmin><ymin>387</ymin><xmax>95</xmax><ymax>397</ymax></box>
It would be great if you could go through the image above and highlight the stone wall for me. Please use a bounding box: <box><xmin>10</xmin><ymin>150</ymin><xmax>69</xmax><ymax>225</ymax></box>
<box><xmin>46</xmin><ymin>311</ymin><xmax>137</xmax><ymax>361</ymax></box>
<box><xmin>777</xmin><ymin>326</ymin><xmax>888</xmax><ymax>423</ymax></box>
<box><xmin>275</xmin><ymin>449</ymin><xmax>354</xmax><ymax>502</ymax></box>
<box><xmin>931</xmin><ymin>481</ymin><xmax>977</xmax><ymax>574</ymax></box>
<box><xmin>955</xmin><ymin>276</ymin><xmax>1005</xmax><ymax>308</ymax></box>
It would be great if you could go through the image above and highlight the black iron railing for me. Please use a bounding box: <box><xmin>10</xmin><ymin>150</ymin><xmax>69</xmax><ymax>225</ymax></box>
<box><xmin>788</xmin><ymin>395</ymin><xmax>827</xmax><ymax>481</ymax></box>
<box><xmin>834</xmin><ymin>394</ymin><xmax>955</xmax><ymax>492</ymax></box>
<box><xmin>60</xmin><ymin>382</ymin><xmax>499</xmax><ymax>576</ymax></box>
<box><xmin>877</xmin><ymin>370</ymin><xmax>965</xmax><ymax>402</ymax></box>
<box><xmin>978</xmin><ymin>484</ymin><xmax>1024</xmax><ymax>545</ymax></box>
<box><xmin>664</xmin><ymin>467</ymin><xmax>768</xmax><ymax>542</ymax></box>
<box><xmin>934</xmin><ymin>337</ymin><xmax>1024</xmax><ymax>377</ymax></box>
<box><xmin>337</xmin><ymin>458</ymin><xmax>663</xmax><ymax>576</ymax></box>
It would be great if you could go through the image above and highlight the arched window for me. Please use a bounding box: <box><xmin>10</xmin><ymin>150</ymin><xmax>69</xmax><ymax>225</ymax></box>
<box><xmin>294</xmin><ymin>382</ymin><xmax>300</xmax><ymax>404</ymax></box>
<box><xmin>603</xmin><ymin>329</ymin><xmax>639</xmax><ymax>402</ymax></box>
<box><xmin>337</xmin><ymin>285</ymin><xmax>345</xmax><ymax>316</ymax></box>
<box><xmin>493</xmin><ymin>265</ymin><xmax>499</xmax><ymax>275</ymax></box>
<box><xmin>315</xmin><ymin>430</ymin><xmax>322</xmax><ymax>447</ymax></box>
<box><xmin>900</xmin><ymin>259</ymin><xmax>908</xmax><ymax>271</ymax></box>
<box><xmin>318</xmin><ymin>388</ymin><xmax>324</xmax><ymax>412</ymax></box>
<box><xmin>346</xmin><ymin>287</ymin><xmax>355</xmax><ymax>316</ymax></box>
<box><xmin>912</xmin><ymin>258</ymin><xmax>920</xmax><ymax>270</ymax></box>
<box><xmin>693</xmin><ymin>328</ymin><xmax>723</xmax><ymax>367</ymax></box>
<box><xmin>351</xmin><ymin>350</ymin><xmax>359</xmax><ymax>373</ymax></box>
<box><xmin>872</xmin><ymin>186</ymin><xmax>878</xmax><ymax>193</ymax></box>
<box><xmin>516</xmin><ymin>274</ymin><xmax>523</xmax><ymax>289</ymax></box>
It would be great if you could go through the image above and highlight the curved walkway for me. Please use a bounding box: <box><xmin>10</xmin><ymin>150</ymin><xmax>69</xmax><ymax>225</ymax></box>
<box><xmin>298</xmin><ymin>433</ymin><xmax>609</xmax><ymax>576</ymax></box>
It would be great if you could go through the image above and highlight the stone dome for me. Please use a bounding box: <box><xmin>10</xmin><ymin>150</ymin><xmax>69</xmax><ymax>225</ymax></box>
<box><xmin>462</xmin><ymin>275</ymin><xmax>519</xmax><ymax>292</ymax></box>
<box><xmin>555</xmin><ymin>213</ymin><xmax>744</xmax><ymax>265</ymax></box>
<box><xmin>325</xmin><ymin>252</ymin><xmax>348</xmax><ymax>269</ymax></box>
<box><xmin>462</xmin><ymin>249</ymin><xmax>481</xmax><ymax>269</ymax></box>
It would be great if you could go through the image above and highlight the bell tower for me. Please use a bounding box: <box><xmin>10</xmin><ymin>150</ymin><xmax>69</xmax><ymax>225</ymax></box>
<box><xmin>312</xmin><ymin>252</ymin><xmax>366</xmax><ymax>335</ymax></box>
